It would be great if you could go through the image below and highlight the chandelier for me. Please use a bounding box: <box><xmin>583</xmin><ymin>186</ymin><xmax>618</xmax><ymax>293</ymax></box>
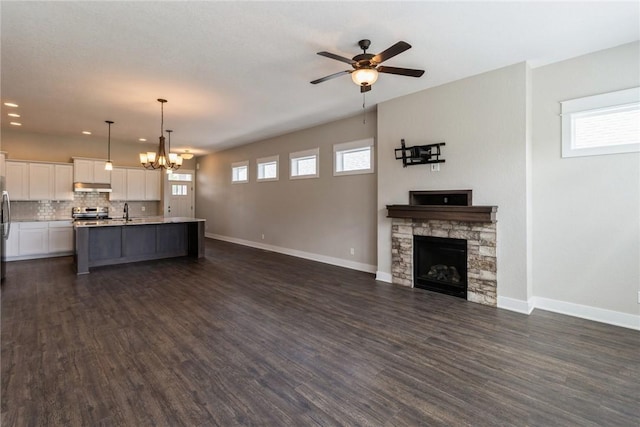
<box><xmin>139</xmin><ymin>98</ymin><xmax>183</xmax><ymax>171</ymax></box>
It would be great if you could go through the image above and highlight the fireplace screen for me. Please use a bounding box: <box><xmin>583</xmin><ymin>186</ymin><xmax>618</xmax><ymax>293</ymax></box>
<box><xmin>414</xmin><ymin>236</ymin><xmax>467</xmax><ymax>299</ymax></box>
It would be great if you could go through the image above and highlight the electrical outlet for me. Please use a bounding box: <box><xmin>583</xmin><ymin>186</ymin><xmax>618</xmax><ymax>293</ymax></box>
<box><xmin>350</xmin><ymin>248</ymin><xmax>355</xmax><ymax>255</ymax></box>
<box><xmin>141</xmin><ymin>206</ymin><xmax>145</xmax><ymax>212</ymax></box>
<box><xmin>261</xmin><ymin>233</ymin><xmax>265</xmax><ymax>240</ymax></box>
<box><xmin>431</xmin><ymin>164</ymin><xmax>440</xmax><ymax>172</ymax></box>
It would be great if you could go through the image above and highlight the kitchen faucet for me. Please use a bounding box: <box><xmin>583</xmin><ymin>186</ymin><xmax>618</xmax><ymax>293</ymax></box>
<box><xmin>123</xmin><ymin>203</ymin><xmax>129</xmax><ymax>221</ymax></box>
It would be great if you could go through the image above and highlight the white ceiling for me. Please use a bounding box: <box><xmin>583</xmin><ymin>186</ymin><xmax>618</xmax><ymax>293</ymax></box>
<box><xmin>1</xmin><ymin>1</ymin><xmax>638</xmax><ymax>155</ymax></box>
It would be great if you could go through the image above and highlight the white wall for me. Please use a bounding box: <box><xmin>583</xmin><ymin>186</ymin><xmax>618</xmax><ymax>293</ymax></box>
<box><xmin>196</xmin><ymin>113</ymin><xmax>377</xmax><ymax>272</ymax></box>
<box><xmin>377</xmin><ymin>63</ymin><xmax>530</xmax><ymax>302</ymax></box>
<box><xmin>532</xmin><ymin>42</ymin><xmax>640</xmax><ymax>317</ymax></box>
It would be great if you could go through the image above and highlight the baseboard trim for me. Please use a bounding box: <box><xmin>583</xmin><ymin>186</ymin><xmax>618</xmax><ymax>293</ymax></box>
<box><xmin>497</xmin><ymin>296</ymin><xmax>535</xmax><ymax>314</ymax></box>
<box><xmin>532</xmin><ymin>297</ymin><xmax>639</xmax><ymax>331</ymax></box>
<box><xmin>206</xmin><ymin>233</ymin><xmax>377</xmax><ymax>274</ymax></box>
<box><xmin>375</xmin><ymin>271</ymin><xmax>393</xmax><ymax>283</ymax></box>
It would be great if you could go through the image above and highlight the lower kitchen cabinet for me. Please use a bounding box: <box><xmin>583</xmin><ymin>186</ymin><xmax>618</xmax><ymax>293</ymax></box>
<box><xmin>6</xmin><ymin>221</ymin><xmax>74</xmax><ymax>261</ymax></box>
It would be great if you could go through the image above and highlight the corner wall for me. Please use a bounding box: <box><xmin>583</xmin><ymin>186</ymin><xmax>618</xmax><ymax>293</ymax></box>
<box><xmin>377</xmin><ymin>63</ymin><xmax>530</xmax><ymax>303</ymax></box>
<box><xmin>195</xmin><ymin>113</ymin><xmax>377</xmax><ymax>271</ymax></box>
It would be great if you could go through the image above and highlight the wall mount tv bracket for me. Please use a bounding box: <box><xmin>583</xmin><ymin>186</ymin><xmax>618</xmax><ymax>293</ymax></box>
<box><xmin>395</xmin><ymin>139</ymin><xmax>446</xmax><ymax>167</ymax></box>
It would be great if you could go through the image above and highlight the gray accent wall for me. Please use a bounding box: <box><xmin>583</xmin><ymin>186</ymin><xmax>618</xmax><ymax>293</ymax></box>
<box><xmin>195</xmin><ymin>113</ymin><xmax>377</xmax><ymax>271</ymax></box>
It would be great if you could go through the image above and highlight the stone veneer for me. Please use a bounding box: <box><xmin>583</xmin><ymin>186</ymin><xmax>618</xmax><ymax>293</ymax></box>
<box><xmin>391</xmin><ymin>218</ymin><xmax>497</xmax><ymax>306</ymax></box>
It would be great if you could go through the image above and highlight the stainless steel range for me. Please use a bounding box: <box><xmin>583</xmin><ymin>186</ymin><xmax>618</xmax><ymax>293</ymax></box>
<box><xmin>72</xmin><ymin>207</ymin><xmax>110</xmax><ymax>220</ymax></box>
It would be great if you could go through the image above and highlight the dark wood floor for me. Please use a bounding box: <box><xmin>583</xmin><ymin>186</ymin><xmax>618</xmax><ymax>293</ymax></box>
<box><xmin>2</xmin><ymin>239</ymin><xmax>639</xmax><ymax>426</ymax></box>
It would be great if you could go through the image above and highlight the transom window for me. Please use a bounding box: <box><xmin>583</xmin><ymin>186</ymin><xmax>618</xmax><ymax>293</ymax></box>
<box><xmin>167</xmin><ymin>173</ymin><xmax>192</xmax><ymax>182</ymax></box>
<box><xmin>290</xmin><ymin>148</ymin><xmax>319</xmax><ymax>179</ymax></box>
<box><xmin>334</xmin><ymin>138</ymin><xmax>375</xmax><ymax>176</ymax></box>
<box><xmin>231</xmin><ymin>160</ymin><xmax>249</xmax><ymax>183</ymax></box>
<box><xmin>257</xmin><ymin>155</ymin><xmax>279</xmax><ymax>181</ymax></box>
<box><xmin>561</xmin><ymin>87</ymin><xmax>640</xmax><ymax>158</ymax></box>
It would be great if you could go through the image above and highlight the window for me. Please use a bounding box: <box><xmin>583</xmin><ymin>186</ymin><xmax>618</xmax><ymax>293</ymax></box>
<box><xmin>167</xmin><ymin>173</ymin><xmax>192</xmax><ymax>182</ymax></box>
<box><xmin>231</xmin><ymin>160</ymin><xmax>249</xmax><ymax>183</ymax></box>
<box><xmin>334</xmin><ymin>138</ymin><xmax>375</xmax><ymax>176</ymax></box>
<box><xmin>171</xmin><ymin>184</ymin><xmax>188</xmax><ymax>196</ymax></box>
<box><xmin>290</xmin><ymin>148</ymin><xmax>319</xmax><ymax>179</ymax></box>
<box><xmin>561</xmin><ymin>87</ymin><xmax>640</xmax><ymax>158</ymax></box>
<box><xmin>257</xmin><ymin>155</ymin><xmax>279</xmax><ymax>182</ymax></box>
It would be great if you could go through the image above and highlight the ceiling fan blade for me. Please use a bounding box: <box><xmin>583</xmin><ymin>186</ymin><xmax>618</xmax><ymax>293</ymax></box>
<box><xmin>360</xmin><ymin>84</ymin><xmax>372</xmax><ymax>93</ymax></box>
<box><xmin>377</xmin><ymin>66</ymin><xmax>425</xmax><ymax>78</ymax></box>
<box><xmin>310</xmin><ymin>70</ymin><xmax>351</xmax><ymax>85</ymax></box>
<box><xmin>317</xmin><ymin>51</ymin><xmax>356</xmax><ymax>65</ymax></box>
<box><xmin>371</xmin><ymin>41</ymin><xmax>412</xmax><ymax>64</ymax></box>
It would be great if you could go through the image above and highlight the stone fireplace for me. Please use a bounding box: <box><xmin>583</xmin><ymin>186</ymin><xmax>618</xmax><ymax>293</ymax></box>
<box><xmin>387</xmin><ymin>190</ymin><xmax>498</xmax><ymax>306</ymax></box>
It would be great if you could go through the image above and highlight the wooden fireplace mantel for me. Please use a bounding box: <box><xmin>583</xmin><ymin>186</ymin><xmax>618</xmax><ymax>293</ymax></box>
<box><xmin>386</xmin><ymin>204</ymin><xmax>497</xmax><ymax>223</ymax></box>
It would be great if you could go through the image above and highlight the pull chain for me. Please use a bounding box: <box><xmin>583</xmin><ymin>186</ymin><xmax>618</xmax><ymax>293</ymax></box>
<box><xmin>362</xmin><ymin>92</ymin><xmax>366</xmax><ymax>124</ymax></box>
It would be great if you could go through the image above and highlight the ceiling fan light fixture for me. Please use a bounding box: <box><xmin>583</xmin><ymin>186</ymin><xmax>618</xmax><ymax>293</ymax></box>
<box><xmin>351</xmin><ymin>68</ymin><xmax>378</xmax><ymax>87</ymax></box>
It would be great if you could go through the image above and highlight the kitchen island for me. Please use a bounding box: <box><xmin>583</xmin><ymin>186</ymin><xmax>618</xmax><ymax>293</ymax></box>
<box><xmin>74</xmin><ymin>217</ymin><xmax>205</xmax><ymax>274</ymax></box>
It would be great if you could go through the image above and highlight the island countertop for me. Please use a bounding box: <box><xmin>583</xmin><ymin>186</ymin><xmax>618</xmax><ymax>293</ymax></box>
<box><xmin>74</xmin><ymin>216</ymin><xmax>205</xmax><ymax>228</ymax></box>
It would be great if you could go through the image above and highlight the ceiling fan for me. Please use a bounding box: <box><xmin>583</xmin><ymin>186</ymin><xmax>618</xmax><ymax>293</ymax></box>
<box><xmin>311</xmin><ymin>39</ymin><xmax>425</xmax><ymax>93</ymax></box>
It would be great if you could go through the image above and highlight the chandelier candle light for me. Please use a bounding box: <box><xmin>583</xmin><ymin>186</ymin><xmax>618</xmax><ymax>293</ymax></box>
<box><xmin>139</xmin><ymin>98</ymin><xmax>183</xmax><ymax>171</ymax></box>
<box><xmin>105</xmin><ymin>120</ymin><xmax>114</xmax><ymax>171</ymax></box>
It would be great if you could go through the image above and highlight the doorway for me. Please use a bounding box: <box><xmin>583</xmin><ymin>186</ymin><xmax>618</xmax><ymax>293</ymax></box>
<box><xmin>164</xmin><ymin>170</ymin><xmax>195</xmax><ymax>218</ymax></box>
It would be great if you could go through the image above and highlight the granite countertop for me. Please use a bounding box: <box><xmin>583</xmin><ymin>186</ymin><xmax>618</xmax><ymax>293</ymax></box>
<box><xmin>73</xmin><ymin>216</ymin><xmax>205</xmax><ymax>228</ymax></box>
<box><xmin>13</xmin><ymin>219</ymin><xmax>74</xmax><ymax>223</ymax></box>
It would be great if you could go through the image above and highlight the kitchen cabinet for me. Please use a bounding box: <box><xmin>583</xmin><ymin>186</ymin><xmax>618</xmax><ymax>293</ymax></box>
<box><xmin>73</xmin><ymin>158</ymin><xmax>110</xmax><ymax>184</ymax></box>
<box><xmin>49</xmin><ymin>221</ymin><xmax>74</xmax><ymax>253</ymax></box>
<box><xmin>126</xmin><ymin>169</ymin><xmax>146</xmax><ymax>200</ymax></box>
<box><xmin>54</xmin><ymin>164</ymin><xmax>74</xmax><ymax>201</ymax></box>
<box><xmin>110</xmin><ymin>168</ymin><xmax>127</xmax><ymax>201</ymax></box>
<box><xmin>6</xmin><ymin>221</ymin><xmax>75</xmax><ymax>261</ymax></box>
<box><xmin>6</xmin><ymin>161</ymin><xmax>29</xmax><ymax>200</ymax></box>
<box><xmin>19</xmin><ymin>222</ymin><xmax>49</xmax><ymax>256</ymax></box>
<box><xmin>0</xmin><ymin>152</ymin><xmax>6</xmax><ymax>177</ymax></box>
<box><xmin>28</xmin><ymin>163</ymin><xmax>55</xmax><ymax>200</ymax></box>
<box><xmin>145</xmin><ymin>170</ymin><xmax>161</xmax><ymax>200</ymax></box>
<box><xmin>6</xmin><ymin>161</ymin><xmax>73</xmax><ymax>201</ymax></box>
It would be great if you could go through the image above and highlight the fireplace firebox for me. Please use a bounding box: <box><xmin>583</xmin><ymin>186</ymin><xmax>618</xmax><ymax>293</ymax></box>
<box><xmin>414</xmin><ymin>236</ymin><xmax>467</xmax><ymax>299</ymax></box>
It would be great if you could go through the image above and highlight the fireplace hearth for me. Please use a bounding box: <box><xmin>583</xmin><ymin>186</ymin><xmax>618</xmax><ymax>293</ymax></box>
<box><xmin>387</xmin><ymin>190</ymin><xmax>498</xmax><ymax>306</ymax></box>
<box><xmin>414</xmin><ymin>236</ymin><xmax>467</xmax><ymax>298</ymax></box>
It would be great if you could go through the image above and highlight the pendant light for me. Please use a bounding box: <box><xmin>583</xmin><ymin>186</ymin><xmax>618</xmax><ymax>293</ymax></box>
<box><xmin>105</xmin><ymin>120</ymin><xmax>114</xmax><ymax>171</ymax></box>
<box><xmin>139</xmin><ymin>98</ymin><xmax>183</xmax><ymax>171</ymax></box>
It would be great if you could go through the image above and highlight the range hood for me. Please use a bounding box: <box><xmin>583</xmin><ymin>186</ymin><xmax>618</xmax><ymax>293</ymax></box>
<box><xmin>73</xmin><ymin>182</ymin><xmax>112</xmax><ymax>193</ymax></box>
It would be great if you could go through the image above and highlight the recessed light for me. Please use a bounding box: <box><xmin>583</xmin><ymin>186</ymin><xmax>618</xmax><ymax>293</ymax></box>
<box><xmin>8</xmin><ymin>113</ymin><xmax>20</xmax><ymax>118</ymax></box>
<box><xmin>82</xmin><ymin>131</ymin><xmax>92</xmax><ymax>135</ymax></box>
<box><xmin>139</xmin><ymin>138</ymin><xmax>147</xmax><ymax>142</ymax></box>
<box><xmin>4</xmin><ymin>102</ymin><xmax>19</xmax><ymax>108</ymax></box>
<box><xmin>10</xmin><ymin>122</ymin><xmax>22</xmax><ymax>126</ymax></box>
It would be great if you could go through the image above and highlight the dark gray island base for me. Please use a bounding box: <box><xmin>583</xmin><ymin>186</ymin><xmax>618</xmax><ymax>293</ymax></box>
<box><xmin>75</xmin><ymin>217</ymin><xmax>205</xmax><ymax>274</ymax></box>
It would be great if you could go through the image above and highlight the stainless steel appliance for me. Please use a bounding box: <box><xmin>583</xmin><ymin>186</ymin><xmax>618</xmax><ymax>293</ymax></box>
<box><xmin>1</xmin><ymin>177</ymin><xmax>11</xmax><ymax>282</ymax></box>
<box><xmin>72</xmin><ymin>207</ymin><xmax>110</xmax><ymax>220</ymax></box>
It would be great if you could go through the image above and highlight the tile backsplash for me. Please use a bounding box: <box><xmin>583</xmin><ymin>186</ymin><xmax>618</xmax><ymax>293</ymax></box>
<box><xmin>11</xmin><ymin>193</ymin><xmax>161</xmax><ymax>221</ymax></box>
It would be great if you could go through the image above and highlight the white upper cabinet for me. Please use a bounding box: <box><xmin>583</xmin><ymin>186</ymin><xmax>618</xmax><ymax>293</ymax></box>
<box><xmin>6</xmin><ymin>161</ymin><xmax>29</xmax><ymax>200</ymax></box>
<box><xmin>110</xmin><ymin>168</ymin><xmax>127</xmax><ymax>201</ymax></box>
<box><xmin>73</xmin><ymin>158</ymin><xmax>110</xmax><ymax>183</ymax></box>
<box><xmin>54</xmin><ymin>164</ymin><xmax>74</xmax><ymax>201</ymax></box>
<box><xmin>145</xmin><ymin>170</ymin><xmax>161</xmax><ymax>200</ymax></box>
<box><xmin>126</xmin><ymin>169</ymin><xmax>146</xmax><ymax>200</ymax></box>
<box><xmin>28</xmin><ymin>163</ymin><xmax>55</xmax><ymax>200</ymax></box>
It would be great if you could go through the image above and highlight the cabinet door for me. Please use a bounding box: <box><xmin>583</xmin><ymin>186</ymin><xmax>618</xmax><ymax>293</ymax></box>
<box><xmin>126</xmin><ymin>169</ymin><xmax>146</xmax><ymax>200</ymax></box>
<box><xmin>6</xmin><ymin>223</ymin><xmax>19</xmax><ymax>257</ymax></box>
<box><xmin>49</xmin><ymin>224</ymin><xmax>74</xmax><ymax>253</ymax></box>
<box><xmin>74</xmin><ymin>159</ymin><xmax>94</xmax><ymax>182</ymax></box>
<box><xmin>6</xmin><ymin>161</ymin><xmax>29</xmax><ymax>200</ymax></box>
<box><xmin>109</xmin><ymin>168</ymin><xmax>127</xmax><ymax>201</ymax></box>
<box><xmin>54</xmin><ymin>164</ymin><xmax>74</xmax><ymax>201</ymax></box>
<box><xmin>93</xmin><ymin>161</ymin><xmax>111</xmax><ymax>184</ymax></box>
<box><xmin>28</xmin><ymin>163</ymin><xmax>55</xmax><ymax>200</ymax></box>
<box><xmin>0</xmin><ymin>153</ymin><xmax>5</xmax><ymax>177</ymax></box>
<box><xmin>145</xmin><ymin>170</ymin><xmax>161</xmax><ymax>200</ymax></box>
<box><xmin>19</xmin><ymin>223</ymin><xmax>48</xmax><ymax>256</ymax></box>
